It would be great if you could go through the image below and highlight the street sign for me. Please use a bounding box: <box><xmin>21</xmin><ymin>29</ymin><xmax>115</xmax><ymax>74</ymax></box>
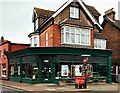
<box><xmin>83</xmin><ymin>57</ymin><xmax>87</xmax><ymax>64</ymax></box>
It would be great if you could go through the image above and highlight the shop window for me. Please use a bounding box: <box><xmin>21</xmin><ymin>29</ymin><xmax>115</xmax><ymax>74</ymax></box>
<box><xmin>22</xmin><ymin>64</ymin><xmax>32</xmax><ymax>78</ymax></box>
<box><xmin>32</xmin><ymin>63</ymin><xmax>39</xmax><ymax>79</ymax></box>
<box><xmin>10</xmin><ymin>65</ymin><xmax>14</xmax><ymax>76</ymax></box>
<box><xmin>98</xmin><ymin>65</ymin><xmax>107</xmax><ymax>76</ymax></box>
<box><xmin>9</xmin><ymin>64</ymin><xmax>20</xmax><ymax>77</ymax></box>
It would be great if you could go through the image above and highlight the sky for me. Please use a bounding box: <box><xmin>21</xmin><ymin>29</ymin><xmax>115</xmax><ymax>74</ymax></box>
<box><xmin>0</xmin><ymin>0</ymin><xmax>120</xmax><ymax>44</ymax></box>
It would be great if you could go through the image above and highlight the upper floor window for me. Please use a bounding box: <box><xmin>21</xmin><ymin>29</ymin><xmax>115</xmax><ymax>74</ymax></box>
<box><xmin>70</xmin><ymin>7</ymin><xmax>79</xmax><ymax>19</ymax></box>
<box><xmin>61</xmin><ymin>26</ymin><xmax>90</xmax><ymax>46</ymax></box>
<box><xmin>30</xmin><ymin>38</ymin><xmax>32</xmax><ymax>47</ymax></box>
<box><xmin>34</xmin><ymin>37</ymin><xmax>37</xmax><ymax>47</ymax></box>
<box><xmin>45</xmin><ymin>32</ymin><xmax>48</xmax><ymax>47</ymax></box>
<box><xmin>0</xmin><ymin>50</ymin><xmax>1</xmax><ymax>59</ymax></box>
<box><xmin>94</xmin><ymin>39</ymin><xmax>106</xmax><ymax>49</ymax></box>
<box><xmin>34</xmin><ymin>18</ymin><xmax>39</xmax><ymax>30</ymax></box>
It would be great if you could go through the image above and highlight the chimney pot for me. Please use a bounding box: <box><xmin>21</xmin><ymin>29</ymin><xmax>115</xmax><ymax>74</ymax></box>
<box><xmin>103</xmin><ymin>8</ymin><xmax>115</xmax><ymax>20</ymax></box>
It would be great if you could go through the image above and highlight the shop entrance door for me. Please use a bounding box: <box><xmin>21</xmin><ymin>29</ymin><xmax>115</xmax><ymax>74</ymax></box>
<box><xmin>41</xmin><ymin>63</ymin><xmax>52</xmax><ymax>82</ymax></box>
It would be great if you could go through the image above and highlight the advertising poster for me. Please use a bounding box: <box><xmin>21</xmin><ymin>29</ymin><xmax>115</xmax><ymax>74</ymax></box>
<box><xmin>75</xmin><ymin>65</ymin><xmax>82</xmax><ymax>76</ymax></box>
<box><xmin>61</xmin><ymin>65</ymin><xmax>69</xmax><ymax>76</ymax></box>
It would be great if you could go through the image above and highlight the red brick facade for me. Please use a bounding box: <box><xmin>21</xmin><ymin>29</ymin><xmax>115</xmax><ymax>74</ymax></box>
<box><xmin>0</xmin><ymin>41</ymin><xmax>29</xmax><ymax>79</ymax></box>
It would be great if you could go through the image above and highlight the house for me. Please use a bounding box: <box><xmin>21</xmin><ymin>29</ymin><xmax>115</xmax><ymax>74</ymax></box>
<box><xmin>0</xmin><ymin>36</ymin><xmax>30</xmax><ymax>79</ymax></box>
<box><xmin>101</xmin><ymin>8</ymin><xmax>120</xmax><ymax>82</ymax></box>
<box><xmin>7</xmin><ymin>0</ymin><xmax>112</xmax><ymax>84</ymax></box>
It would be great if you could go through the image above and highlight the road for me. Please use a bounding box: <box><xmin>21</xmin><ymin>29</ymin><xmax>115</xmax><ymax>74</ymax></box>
<box><xmin>0</xmin><ymin>85</ymin><xmax>24</xmax><ymax>93</ymax></box>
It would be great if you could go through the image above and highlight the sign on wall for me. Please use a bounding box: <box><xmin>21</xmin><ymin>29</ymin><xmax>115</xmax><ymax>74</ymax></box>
<box><xmin>61</xmin><ymin>65</ymin><xmax>69</xmax><ymax>76</ymax></box>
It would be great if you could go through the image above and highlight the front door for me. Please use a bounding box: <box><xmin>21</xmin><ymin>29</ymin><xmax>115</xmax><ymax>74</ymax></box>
<box><xmin>41</xmin><ymin>63</ymin><xmax>52</xmax><ymax>82</ymax></box>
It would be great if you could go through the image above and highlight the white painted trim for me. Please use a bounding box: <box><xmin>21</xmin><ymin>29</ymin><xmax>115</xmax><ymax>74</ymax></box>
<box><xmin>40</xmin><ymin>0</ymin><xmax>102</xmax><ymax>30</ymax></box>
<box><xmin>77</xmin><ymin>0</ymin><xmax>102</xmax><ymax>30</ymax></box>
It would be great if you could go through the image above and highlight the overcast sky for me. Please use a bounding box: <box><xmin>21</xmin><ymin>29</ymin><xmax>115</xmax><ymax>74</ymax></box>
<box><xmin>0</xmin><ymin>0</ymin><xmax>120</xmax><ymax>44</ymax></box>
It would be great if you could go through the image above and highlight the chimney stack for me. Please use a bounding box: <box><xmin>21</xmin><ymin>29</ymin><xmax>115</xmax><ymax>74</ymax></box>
<box><xmin>103</xmin><ymin>8</ymin><xmax>116</xmax><ymax>20</ymax></box>
<box><xmin>0</xmin><ymin>36</ymin><xmax>4</xmax><ymax>43</ymax></box>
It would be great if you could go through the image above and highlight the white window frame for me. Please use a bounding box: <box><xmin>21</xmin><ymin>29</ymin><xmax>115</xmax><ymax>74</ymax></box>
<box><xmin>94</xmin><ymin>39</ymin><xmax>106</xmax><ymax>49</ymax></box>
<box><xmin>61</xmin><ymin>26</ymin><xmax>91</xmax><ymax>46</ymax></box>
<box><xmin>34</xmin><ymin>37</ymin><xmax>37</xmax><ymax>47</ymax></box>
<box><xmin>35</xmin><ymin>18</ymin><xmax>39</xmax><ymax>30</ymax></box>
<box><xmin>70</xmin><ymin>7</ymin><xmax>79</xmax><ymax>19</ymax></box>
<box><xmin>45</xmin><ymin>32</ymin><xmax>48</xmax><ymax>47</ymax></box>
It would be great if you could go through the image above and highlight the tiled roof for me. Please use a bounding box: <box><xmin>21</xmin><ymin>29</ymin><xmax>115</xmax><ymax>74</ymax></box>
<box><xmin>34</xmin><ymin>7</ymin><xmax>54</xmax><ymax>18</ymax></box>
<box><xmin>102</xmin><ymin>17</ymin><xmax>120</xmax><ymax>30</ymax></box>
<box><xmin>60</xmin><ymin>18</ymin><xmax>92</xmax><ymax>27</ymax></box>
<box><xmin>115</xmin><ymin>20</ymin><xmax>120</xmax><ymax>28</ymax></box>
<box><xmin>94</xmin><ymin>32</ymin><xmax>107</xmax><ymax>39</ymax></box>
<box><xmin>86</xmin><ymin>5</ymin><xmax>101</xmax><ymax>16</ymax></box>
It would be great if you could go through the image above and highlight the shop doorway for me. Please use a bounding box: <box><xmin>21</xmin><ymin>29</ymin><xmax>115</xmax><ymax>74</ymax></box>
<box><xmin>41</xmin><ymin>63</ymin><xmax>52</xmax><ymax>82</ymax></box>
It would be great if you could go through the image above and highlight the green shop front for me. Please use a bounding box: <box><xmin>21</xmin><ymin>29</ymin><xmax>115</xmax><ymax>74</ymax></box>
<box><xmin>6</xmin><ymin>47</ymin><xmax>112</xmax><ymax>84</ymax></box>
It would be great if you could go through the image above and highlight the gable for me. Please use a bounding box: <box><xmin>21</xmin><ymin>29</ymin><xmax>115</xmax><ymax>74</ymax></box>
<box><xmin>38</xmin><ymin>0</ymin><xmax>102</xmax><ymax>31</ymax></box>
<box><xmin>102</xmin><ymin>17</ymin><xmax>120</xmax><ymax>30</ymax></box>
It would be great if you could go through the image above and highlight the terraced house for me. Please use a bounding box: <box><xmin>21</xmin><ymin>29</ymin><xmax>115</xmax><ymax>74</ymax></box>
<box><xmin>102</xmin><ymin>8</ymin><xmax>120</xmax><ymax>82</ymax></box>
<box><xmin>7</xmin><ymin>0</ymin><xmax>112</xmax><ymax>84</ymax></box>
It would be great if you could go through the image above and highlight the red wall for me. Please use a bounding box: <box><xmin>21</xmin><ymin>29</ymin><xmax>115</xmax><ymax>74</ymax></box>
<box><xmin>11</xmin><ymin>44</ymin><xmax>29</xmax><ymax>52</ymax></box>
<box><xmin>0</xmin><ymin>42</ymin><xmax>29</xmax><ymax>79</ymax></box>
<box><xmin>40</xmin><ymin>24</ymin><xmax>60</xmax><ymax>47</ymax></box>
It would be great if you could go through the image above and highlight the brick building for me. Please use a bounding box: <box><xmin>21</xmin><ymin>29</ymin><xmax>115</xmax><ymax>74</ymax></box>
<box><xmin>7</xmin><ymin>0</ymin><xmax>112</xmax><ymax>84</ymax></box>
<box><xmin>102</xmin><ymin>8</ymin><xmax>120</xmax><ymax>81</ymax></box>
<box><xmin>0</xmin><ymin>36</ymin><xmax>30</xmax><ymax>79</ymax></box>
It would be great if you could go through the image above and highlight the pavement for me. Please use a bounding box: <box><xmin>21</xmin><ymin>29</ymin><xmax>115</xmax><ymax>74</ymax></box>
<box><xmin>0</xmin><ymin>80</ymin><xmax>119</xmax><ymax>92</ymax></box>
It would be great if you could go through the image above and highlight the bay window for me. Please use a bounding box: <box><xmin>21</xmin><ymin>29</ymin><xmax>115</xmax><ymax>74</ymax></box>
<box><xmin>61</xmin><ymin>26</ymin><xmax>90</xmax><ymax>45</ymax></box>
<box><xmin>94</xmin><ymin>39</ymin><xmax>106</xmax><ymax>49</ymax></box>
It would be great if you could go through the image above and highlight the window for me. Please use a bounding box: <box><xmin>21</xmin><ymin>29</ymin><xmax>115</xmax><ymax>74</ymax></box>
<box><xmin>30</xmin><ymin>38</ymin><xmax>32</xmax><ymax>47</ymax></box>
<box><xmin>70</xmin><ymin>7</ymin><xmax>79</xmax><ymax>19</ymax></box>
<box><xmin>94</xmin><ymin>39</ymin><xmax>106</xmax><ymax>49</ymax></box>
<box><xmin>35</xmin><ymin>18</ymin><xmax>39</xmax><ymax>30</ymax></box>
<box><xmin>45</xmin><ymin>32</ymin><xmax>48</xmax><ymax>47</ymax></box>
<box><xmin>2</xmin><ymin>64</ymin><xmax>6</xmax><ymax>77</ymax></box>
<box><xmin>4</xmin><ymin>49</ymin><xmax>6</xmax><ymax>58</ymax></box>
<box><xmin>0</xmin><ymin>50</ymin><xmax>1</xmax><ymax>59</ymax></box>
<box><xmin>34</xmin><ymin>37</ymin><xmax>37</xmax><ymax>47</ymax></box>
<box><xmin>61</xmin><ymin>26</ymin><xmax>90</xmax><ymax>45</ymax></box>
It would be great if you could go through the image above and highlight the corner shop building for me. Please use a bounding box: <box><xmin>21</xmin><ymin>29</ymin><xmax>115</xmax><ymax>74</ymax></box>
<box><xmin>6</xmin><ymin>47</ymin><xmax>112</xmax><ymax>84</ymax></box>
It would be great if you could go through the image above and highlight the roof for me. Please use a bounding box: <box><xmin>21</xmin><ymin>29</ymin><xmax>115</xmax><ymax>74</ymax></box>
<box><xmin>28</xmin><ymin>31</ymin><xmax>39</xmax><ymax>38</ymax></box>
<box><xmin>94</xmin><ymin>32</ymin><xmax>107</xmax><ymax>40</ymax></box>
<box><xmin>86</xmin><ymin>5</ymin><xmax>101</xmax><ymax>16</ymax></box>
<box><xmin>38</xmin><ymin>0</ymin><xmax>102</xmax><ymax>31</ymax></box>
<box><xmin>32</xmin><ymin>7</ymin><xmax>54</xmax><ymax>22</ymax></box>
<box><xmin>60</xmin><ymin>18</ymin><xmax>92</xmax><ymax>28</ymax></box>
<box><xmin>102</xmin><ymin>17</ymin><xmax>120</xmax><ymax>30</ymax></box>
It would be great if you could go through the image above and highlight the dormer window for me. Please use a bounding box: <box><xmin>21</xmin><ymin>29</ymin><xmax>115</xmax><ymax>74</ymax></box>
<box><xmin>70</xmin><ymin>7</ymin><xmax>79</xmax><ymax>19</ymax></box>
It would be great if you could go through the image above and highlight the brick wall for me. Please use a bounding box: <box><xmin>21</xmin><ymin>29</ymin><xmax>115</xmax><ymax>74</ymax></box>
<box><xmin>102</xmin><ymin>22</ymin><xmax>119</xmax><ymax>64</ymax></box>
<box><xmin>40</xmin><ymin>24</ymin><xmax>60</xmax><ymax>47</ymax></box>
